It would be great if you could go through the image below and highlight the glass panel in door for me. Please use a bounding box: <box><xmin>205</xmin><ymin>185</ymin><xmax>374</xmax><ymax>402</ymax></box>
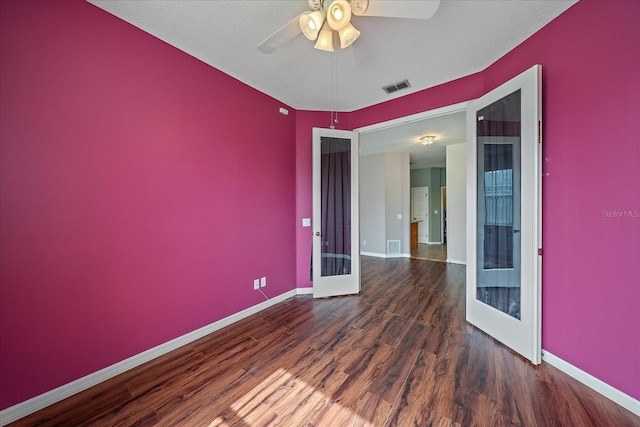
<box><xmin>476</xmin><ymin>90</ymin><xmax>522</xmax><ymax>319</ymax></box>
<box><xmin>320</xmin><ymin>137</ymin><xmax>352</xmax><ymax>277</ymax></box>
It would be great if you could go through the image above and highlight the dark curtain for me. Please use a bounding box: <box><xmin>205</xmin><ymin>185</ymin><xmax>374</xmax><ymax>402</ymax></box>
<box><xmin>320</xmin><ymin>137</ymin><xmax>351</xmax><ymax>276</ymax></box>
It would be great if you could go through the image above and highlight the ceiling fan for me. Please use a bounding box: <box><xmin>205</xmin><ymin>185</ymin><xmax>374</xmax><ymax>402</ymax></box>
<box><xmin>257</xmin><ymin>0</ymin><xmax>441</xmax><ymax>54</ymax></box>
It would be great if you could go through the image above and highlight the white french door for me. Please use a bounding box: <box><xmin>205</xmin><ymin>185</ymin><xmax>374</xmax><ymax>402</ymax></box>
<box><xmin>466</xmin><ymin>65</ymin><xmax>542</xmax><ymax>364</ymax></box>
<box><xmin>312</xmin><ymin>128</ymin><xmax>360</xmax><ymax>298</ymax></box>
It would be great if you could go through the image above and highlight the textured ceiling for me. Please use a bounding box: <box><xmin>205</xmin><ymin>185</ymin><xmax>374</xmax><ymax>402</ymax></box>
<box><xmin>87</xmin><ymin>0</ymin><xmax>576</xmax><ymax>113</ymax></box>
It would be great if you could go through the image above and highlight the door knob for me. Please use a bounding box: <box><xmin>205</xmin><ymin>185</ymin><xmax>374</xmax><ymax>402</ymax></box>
<box><xmin>514</xmin><ymin>228</ymin><xmax>521</xmax><ymax>233</ymax></box>
<box><xmin>315</xmin><ymin>231</ymin><xmax>321</xmax><ymax>236</ymax></box>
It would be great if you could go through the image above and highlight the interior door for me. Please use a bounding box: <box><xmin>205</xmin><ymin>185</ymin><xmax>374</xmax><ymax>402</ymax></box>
<box><xmin>466</xmin><ymin>65</ymin><xmax>542</xmax><ymax>364</ymax></box>
<box><xmin>312</xmin><ymin>127</ymin><xmax>360</xmax><ymax>298</ymax></box>
<box><xmin>411</xmin><ymin>187</ymin><xmax>429</xmax><ymax>243</ymax></box>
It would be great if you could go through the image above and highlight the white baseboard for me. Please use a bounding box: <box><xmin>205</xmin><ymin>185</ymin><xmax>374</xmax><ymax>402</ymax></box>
<box><xmin>0</xmin><ymin>289</ymin><xmax>299</xmax><ymax>426</ymax></box>
<box><xmin>361</xmin><ymin>251</ymin><xmax>386</xmax><ymax>258</ymax></box>
<box><xmin>361</xmin><ymin>251</ymin><xmax>411</xmax><ymax>259</ymax></box>
<box><xmin>296</xmin><ymin>287</ymin><xmax>313</xmax><ymax>295</ymax></box>
<box><xmin>387</xmin><ymin>253</ymin><xmax>411</xmax><ymax>258</ymax></box>
<box><xmin>542</xmin><ymin>350</ymin><xmax>640</xmax><ymax>417</ymax></box>
<box><xmin>446</xmin><ymin>258</ymin><xmax>466</xmax><ymax>265</ymax></box>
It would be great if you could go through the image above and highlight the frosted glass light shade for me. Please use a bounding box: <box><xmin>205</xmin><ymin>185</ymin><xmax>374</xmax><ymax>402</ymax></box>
<box><xmin>420</xmin><ymin>135</ymin><xmax>436</xmax><ymax>145</ymax></box>
<box><xmin>326</xmin><ymin>0</ymin><xmax>352</xmax><ymax>31</ymax></box>
<box><xmin>314</xmin><ymin>26</ymin><xmax>334</xmax><ymax>51</ymax></box>
<box><xmin>300</xmin><ymin>10</ymin><xmax>326</xmax><ymax>40</ymax></box>
<box><xmin>338</xmin><ymin>23</ymin><xmax>360</xmax><ymax>48</ymax></box>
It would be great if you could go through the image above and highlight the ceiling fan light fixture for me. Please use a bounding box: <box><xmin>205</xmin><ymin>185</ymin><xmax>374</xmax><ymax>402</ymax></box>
<box><xmin>338</xmin><ymin>23</ymin><xmax>360</xmax><ymax>48</ymax></box>
<box><xmin>300</xmin><ymin>10</ymin><xmax>326</xmax><ymax>40</ymax></box>
<box><xmin>259</xmin><ymin>0</ymin><xmax>441</xmax><ymax>54</ymax></box>
<box><xmin>326</xmin><ymin>0</ymin><xmax>352</xmax><ymax>31</ymax></box>
<box><xmin>314</xmin><ymin>25</ymin><xmax>334</xmax><ymax>51</ymax></box>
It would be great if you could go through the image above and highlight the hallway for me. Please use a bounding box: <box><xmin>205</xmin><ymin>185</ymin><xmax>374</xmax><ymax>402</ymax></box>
<box><xmin>411</xmin><ymin>243</ymin><xmax>447</xmax><ymax>262</ymax></box>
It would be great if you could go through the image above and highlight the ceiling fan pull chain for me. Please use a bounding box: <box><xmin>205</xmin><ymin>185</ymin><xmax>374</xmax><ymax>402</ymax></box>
<box><xmin>330</xmin><ymin>50</ymin><xmax>338</xmax><ymax>129</ymax></box>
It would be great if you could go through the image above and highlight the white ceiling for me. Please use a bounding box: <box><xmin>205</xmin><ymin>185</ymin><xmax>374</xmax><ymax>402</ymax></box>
<box><xmin>359</xmin><ymin>110</ymin><xmax>467</xmax><ymax>169</ymax></box>
<box><xmin>87</xmin><ymin>0</ymin><xmax>576</xmax><ymax>168</ymax></box>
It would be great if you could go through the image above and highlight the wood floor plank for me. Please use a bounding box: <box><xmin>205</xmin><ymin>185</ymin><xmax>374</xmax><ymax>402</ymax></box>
<box><xmin>15</xmin><ymin>382</ymin><xmax>135</xmax><ymax>426</ymax></box>
<box><xmin>333</xmin><ymin>341</ymin><xmax>396</xmax><ymax>407</ymax></box>
<box><xmin>367</xmin><ymin>323</ymin><xmax>425</xmax><ymax>403</ymax></box>
<box><xmin>9</xmin><ymin>257</ymin><xmax>639</xmax><ymax>426</ymax></box>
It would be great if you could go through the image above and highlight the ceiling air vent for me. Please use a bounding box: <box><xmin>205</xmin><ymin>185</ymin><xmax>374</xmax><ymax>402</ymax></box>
<box><xmin>383</xmin><ymin>79</ymin><xmax>411</xmax><ymax>94</ymax></box>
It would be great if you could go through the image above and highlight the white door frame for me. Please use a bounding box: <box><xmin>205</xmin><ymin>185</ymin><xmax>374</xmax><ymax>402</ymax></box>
<box><xmin>356</xmin><ymin>102</ymin><xmax>469</xmax><ymax>254</ymax></box>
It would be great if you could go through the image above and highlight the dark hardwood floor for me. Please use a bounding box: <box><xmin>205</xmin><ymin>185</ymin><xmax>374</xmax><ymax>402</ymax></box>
<box><xmin>10</xmin><ymin>257</ymin><xmax>639</xmax><ymax>426</ymax></box>
<box><xmin>411</xmin><ymin>243</ymin><xmax>447</xmax><ymax>262</ymax></box>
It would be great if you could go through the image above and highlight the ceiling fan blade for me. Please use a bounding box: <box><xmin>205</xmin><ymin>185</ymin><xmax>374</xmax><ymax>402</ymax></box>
<box><xmin>353</xmin><ymin>0</ymin><xmax>441</xmax><ymax>20</ymax></box>
<box><xmin>257</xmin><ymin>13</ymin><xmax>303</xmax><ymax>54</ymax></box>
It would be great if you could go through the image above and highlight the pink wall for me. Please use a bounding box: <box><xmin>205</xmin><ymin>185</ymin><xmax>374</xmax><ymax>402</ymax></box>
<box><xmin>0</xmin><ymin>0</ymin><xmax>296</xmax><ymax>409</ymax></box>
<box><xmin>297</xmin><ymin>0</ymin><xmax>640</xmax><ymax>400</ymax></box>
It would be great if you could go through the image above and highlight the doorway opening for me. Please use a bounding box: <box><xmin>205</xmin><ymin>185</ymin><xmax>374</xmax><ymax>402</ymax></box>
<box><xmin>357</xmin><ymin>102</ymin><xmax>468</xmax><ymax>264</ymax></box>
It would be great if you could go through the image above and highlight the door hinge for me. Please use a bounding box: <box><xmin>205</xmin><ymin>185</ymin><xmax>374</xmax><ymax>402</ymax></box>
<box><xmin>538</xmin><ymin>120</ymin><xmax>542</xmax><ymax>144</ymax></box>
<box><xmin>538</xmin><ymin>248</ymin><xmax>543</xmax><ymax>256</ymax></box>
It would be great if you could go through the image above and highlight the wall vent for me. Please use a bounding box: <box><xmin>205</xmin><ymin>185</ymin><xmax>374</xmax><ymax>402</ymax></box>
<box><xmin>383</xmin><ymin>80</ymin><xmax>411</xmax><ymax>94</ymax></box>
<box><xmin>387</xmin><ymin>240</ymin><xmax>401</xmax><ymax>254</ymax></box>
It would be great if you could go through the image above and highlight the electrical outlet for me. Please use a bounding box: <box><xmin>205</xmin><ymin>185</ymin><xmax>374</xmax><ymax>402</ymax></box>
<box><xmin>253</xmin><ymin>279</ymin><xmax>259</xmax><ymax>290</ymax></box>
<box><xmin>260</xmin><ymin>277</ymin><xmax>267</xmax><ymax>287</ymax></box>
